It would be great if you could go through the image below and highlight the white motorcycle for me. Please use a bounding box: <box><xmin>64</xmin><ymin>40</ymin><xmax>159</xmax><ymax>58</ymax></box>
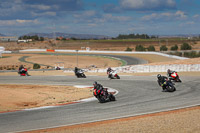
<box><xmin>108</xmin><ymin>70</ymin><xmax>120</xmax><ymax>79</ymax></box>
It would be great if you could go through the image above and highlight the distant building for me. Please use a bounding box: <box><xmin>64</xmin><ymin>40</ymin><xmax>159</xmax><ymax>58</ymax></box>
<box><xmin>0</xmin><ymin>36</ymin><xmax>18</xmax><ymax>42</ymax></box>
<box><xmin>18</xmin><ymin>39</ymin><xmax>32</xmax><ymax>43</ymax></box>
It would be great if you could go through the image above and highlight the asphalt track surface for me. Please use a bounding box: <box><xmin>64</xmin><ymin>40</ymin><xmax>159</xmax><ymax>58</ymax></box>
<box><xmin>18</xmin><ymin>53</ymin><xmax>148</xmax><ymax>66</ymax></box>
<box><xmin>0</xmin><ymin>75</ymin><xmax>200</xmax><ymax>132</ymax></box>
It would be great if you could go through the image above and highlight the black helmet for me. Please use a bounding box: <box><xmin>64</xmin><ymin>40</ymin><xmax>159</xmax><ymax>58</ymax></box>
<box><xmin>157</xmin><ymin>74</ymin><xmax>161</xmax><ymax>79</ymax></box>
<box><xmin>93</xmin><ymin>81</ymin><xmax>97</xmax><ymax>86</ymax></box>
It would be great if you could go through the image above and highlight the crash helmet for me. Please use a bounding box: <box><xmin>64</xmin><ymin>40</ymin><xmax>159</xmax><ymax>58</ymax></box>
<box><xmin>157</xmin><ymin>74</ymin><xmax>161</xmax><ymax>79</ymax></box>
<box><xmin>93</xmin><ymin>81</ymin><xmax>97</xmax><ymax>86</ymax></box>
<box><xmin>167</xmin><ymin>69</ymin><xmax>170</xmax><ymax>73</ymax></box>
<box><xmin>107</xmin><ymin>67</ymin><xmax>111</xmax><ymax>71</ymax></box>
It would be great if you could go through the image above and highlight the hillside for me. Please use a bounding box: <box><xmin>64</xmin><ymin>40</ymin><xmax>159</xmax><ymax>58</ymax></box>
<box><xmin>23</xmin><ymin>32</ymin><xmax>110</xmax><ymax>39</ymax></box>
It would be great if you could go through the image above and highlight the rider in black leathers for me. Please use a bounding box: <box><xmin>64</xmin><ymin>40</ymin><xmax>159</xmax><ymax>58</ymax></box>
<box><xmin>19</xmin><ymin>65</ymin><xmax>24</xmax><ymax>72</ymax></box>
<box><xmin>107</xmin><ymin>67</ymin><xmax>114</xmax><ymax>78</ymax></box>
<box><xmin>93</xmin><ymin>81</ymin><xmax>104</xmax><ymax>97</ymax></box>
<box><xmin>167</xmin><ymin>69</ymin><xmax>175</xmax><ymax>77</ymax></box>
<box><xmin>18</xmin><ymin>65</ymin><xmax>30</xmax><ymax>76</ymax></box>
<box><xmin>157</xmin><ymin>74</ymin><xmax>168</xmax><ymax>92</ymax></box>
<box><xmin>74</xmin><ymin>67</ymin><xmax>81</xmax><ymax>77</ymax></box>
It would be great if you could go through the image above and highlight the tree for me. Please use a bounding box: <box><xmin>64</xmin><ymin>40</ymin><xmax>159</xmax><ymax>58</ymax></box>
<box><xmin>170</xmin><ymin>45</ymin><xmax>178</xmax><ymax>51</ymax></box>
<box><xmin>136</xmin><ymin>45</ymin><xmax>145</xmax><ymax>51</ymax></box>
<box><xmin>40</xmin><ymin>37</ymin><xmax>44</xmax><ymax>41</ymax></box>
<box><xmin>33</xmin><ymin>63</ymin><xmax>41</xmax><ymax>69</ymax></box>
<box><xmin>125</xmin><ymin>47</ymin><xmax>132</xmax><ymax>51</ymax></box>
<box><xmin>181</xmin><ymin>43</ymin><xmax>192</xmax><ymax>50</ymax></box>
<box><xmin>147</xmin><ymin>45</ymin><xmax>155</xmax><ymax>51</ymax></box>
<box><xmin>160</xmin><ymin>45</ymin><xmax>168</xmax><ymax>51</ymax></box>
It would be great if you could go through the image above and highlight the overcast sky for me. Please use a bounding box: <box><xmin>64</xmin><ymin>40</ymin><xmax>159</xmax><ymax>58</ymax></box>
<box><xmin>0</xmin><ymin>0</ymin><xmax>200</xmax><ymax>37</ymax></box>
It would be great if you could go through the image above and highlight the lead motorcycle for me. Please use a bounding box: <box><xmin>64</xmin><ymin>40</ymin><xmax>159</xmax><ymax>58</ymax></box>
<box><xmin>18</xmin><ymin>68</ymin><xmax>30</xmax><ymax>76</ymax></box>
<box><xmin>158</xmin><ymin>78</ymin><xmax>176</xmax><ymax>92</ymax></box>
<box><xmin>108</xmin><ymin>70</ymin><xmax>120</xmax><ymax>79</ymax></box>
<box><xmin>168</xmin><ymin>71</ymin><xmax>182</xmax><ymax>82</ymax></box>
<box><xmin>93</xmin><ymin>88</ymin><xmax>116</xmax><ymax>103</ymax></box>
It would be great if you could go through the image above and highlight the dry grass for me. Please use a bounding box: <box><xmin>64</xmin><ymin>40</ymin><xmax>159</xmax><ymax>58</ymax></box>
<box><xmin>0</xmin><ymin>84</ymin><xmax>92</xmax><ymax>112</ymax></box>
<box><xmin>0</xmin><ymin>53</ymin><xmax>122</xmax><ymax>70</ymax></box>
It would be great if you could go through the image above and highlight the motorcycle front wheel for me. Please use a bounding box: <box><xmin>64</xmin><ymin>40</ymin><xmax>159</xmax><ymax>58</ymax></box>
<box><xmin>97</xmin><ymin>96</ymin><xmax>106</xmax><ymax>103</ymax></box>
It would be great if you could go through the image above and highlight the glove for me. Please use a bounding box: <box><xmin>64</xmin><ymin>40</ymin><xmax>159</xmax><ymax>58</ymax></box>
<box><xmin>161</xmin><ymin>82</ymin><xmax>166</xmax><ymax>87</ymax></box>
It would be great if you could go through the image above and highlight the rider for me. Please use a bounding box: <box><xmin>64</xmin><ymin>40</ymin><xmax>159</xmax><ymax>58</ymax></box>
<box><xmin>19</xmin><ymin>65</ymin><xmax>24</xmax><ymax>72</ymax></box>
<box><xmin>74</xmin><ymin>67</ymin><xmax>81</xmax><ymax>76</ymax></box>
<box><xmin>167</xmin><ymin>69</ymin><xmax>175</xmax><ymax>77</ymax></box>
<box><xmin>157</xmin><ymin>74</ymin><xmax>168</xmax><ymax>92</ymax></box>
<box><xmin>18</xmin><ymin>65</ymin><xmax>30</xmax><ymax>76</ymax></box>
<box><xmin>107</xmin><ymin>67</ymin><xmax>114</xmax><ymax>78</ymax></box>
<box><xmin>93</xmin><ymin>81</ymin><xmax>104</xmax><ymax>97</ymax></box>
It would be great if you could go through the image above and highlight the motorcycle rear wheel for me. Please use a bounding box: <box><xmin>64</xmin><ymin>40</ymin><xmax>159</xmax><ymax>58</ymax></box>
<box><xmin>167</xmin><ymin>85</ymin><xmax>176</xmax><ymax>92</ymax></box>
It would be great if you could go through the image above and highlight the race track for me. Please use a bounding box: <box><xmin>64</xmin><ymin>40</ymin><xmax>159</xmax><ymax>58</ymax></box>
<box><xmin>0</xmin><ymin>75</ymin><xmax>200</xmax><ymax>132</ymax></box>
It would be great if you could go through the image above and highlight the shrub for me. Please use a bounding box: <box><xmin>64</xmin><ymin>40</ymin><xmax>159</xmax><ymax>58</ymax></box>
<box><xmin>135</xmin><ymin>45</ymin><xmax>145</xmax><ymax>51</ymax></box>
<box><xmin>125</xmin><ymin>47</ymin><xmax>132</xmax><ymax>51</ymax></box>
<box><xmin>184</xmin><ymin>51</ymin><xmax>200</xmax><ymax>58</ymax></box>
<box><xmin>33</xmin><ymin>63</ymin><xmax>41</xmax><ymax>69</ymax></box>
<box><xmin>181</xmin><ymin>43</ymin><xmax>192</xmax><ymax>50</ymax></box>
<box><xmin>170</xmin><ymin>45</ymin><xmax>178</xmax><ymax>51</ymax></box>
<box><xmin>160</xmin><ymin>45</ymin><xmax>168</xmax><ymax>51</ymax></box>
<box><xmin>147</xmin><ymin>45</ymin><xmax>155</xmax><ymax>51</ymax></box>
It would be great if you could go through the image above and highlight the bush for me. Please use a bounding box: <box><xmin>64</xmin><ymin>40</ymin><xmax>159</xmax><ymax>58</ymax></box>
<box><xmin>181</xmin><ymin>43</ymin><xmax>192</xmax><ymax>50</ymax></box>
<box><xmin>184</xmin><ymin>51</ymin><xmax>200</xmax><ymax>58</ymax></box>
<box><xmin>170</xmin><ymin>45</ymin><xmax>178</xmax><ymax>51</ymax></box>
<box><xmin>147</xmin><ymin>45</ymin><xmax>155</xmax><ymax>51</ymax></box>
<box><xmin>33</xmin><ymin>63</ymin><xmax>41</xmax><ymax>69</ymax></box>
<box><xmin>160</xmin><ymin>45</ymin><xmax>168</xmax><ymax>51</ymax></box>
<box><xmin>135</xmin><ymin>45</ymin><xmax>145</xmax><ymax>51</ymax></box>
<box><xmin>125</xmin><ymin>47</ymin><xmax>132</xmax><ymax>51</ymax></box>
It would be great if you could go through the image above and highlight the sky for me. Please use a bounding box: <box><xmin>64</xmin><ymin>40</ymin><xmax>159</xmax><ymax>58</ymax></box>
<box><xmin>0</xmin><ymin>0</ymin><xmax>200</xmax><ymax>37</ymax></box>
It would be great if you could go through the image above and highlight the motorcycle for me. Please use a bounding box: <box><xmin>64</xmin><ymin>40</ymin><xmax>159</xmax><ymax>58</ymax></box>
<box><xmin>158</xmin><ymin>78</ymin><xmax>176</xmax><ymax>92</ymax></box>
<box><xmin>75</xmin><ymin>69</ymin><xmax>86</xmax><ymax>78</ymax></box>
<box><xmin>108</xmin><ymin>70</ymin><xmax>120</xmax><ymax>79</ymax></box>
<box><xmin>93</xmin><ymin>88</ymin><xmax>116</xmax><ymax>103</ymax></box>
<box><xmin>168</xmin><ymin>71</ymin><xmax>182</xmax><ymax>82</ymax></box>
<box><xmin>18</xmin><ymin>68</ymin><xmax>30</xmax><ymax>76</ymax></box>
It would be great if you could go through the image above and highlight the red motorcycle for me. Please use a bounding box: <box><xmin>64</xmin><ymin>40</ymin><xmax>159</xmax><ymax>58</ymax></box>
<box><xmin>169</xmin><ymin>71</ymin><xmax>181</xmax><ymax>82</ymax></box>
<box><xmin>18</xmin><ymin>68</ymin><xmax>30</xmax><ymax>76</ymax></box>
<box><xmin>93</xmin><ymin>88</ymin><xmax>115</xmax><ymax>103</ymax></box>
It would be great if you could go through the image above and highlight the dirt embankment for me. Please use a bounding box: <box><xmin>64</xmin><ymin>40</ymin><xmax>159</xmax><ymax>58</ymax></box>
<box><xmin>0</xmin><ymin>84</ymin><xmax>92</xmax><ymax>112</ymax></box>
<box><xmin>1</xmin><ymin>40</ymin><xmax>200</xmax><ymax>51</ymax></box>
